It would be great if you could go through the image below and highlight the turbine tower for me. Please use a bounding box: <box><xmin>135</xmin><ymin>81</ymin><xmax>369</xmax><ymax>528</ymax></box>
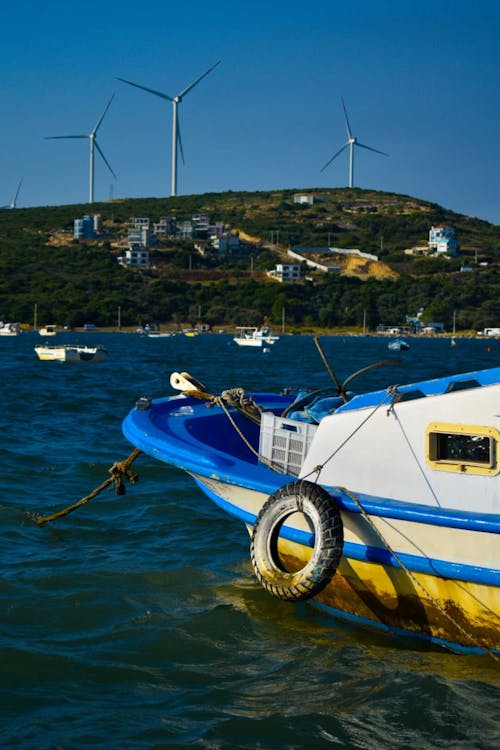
<box><xmin>321</xmin><ymin>97</ymin><xmax>388</xmax><ymax>188</ymax></box>
<box><xmin>45</xmin><ymin>95</ymin><xmax>116</xmax><ymax>203</ymax></box>
<box><xmin>117</xmin><ymin>61</ymin><xmax>220</xmax><ymax>197</ymax></box>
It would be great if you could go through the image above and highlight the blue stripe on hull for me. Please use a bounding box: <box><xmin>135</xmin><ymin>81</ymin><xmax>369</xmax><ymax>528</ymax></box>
<box><xmin>193</xmin><ymin>477</ymin><xmax>500</xmax><ymax>587</ymax></box>
<box><xmin>193</xmin><ymin>477</ymin><xmax>498</xmax><ymax>654</ymax></box>
<box><xmin>310</xmin><ymin>601</ymin><xmax>496</xmax><ymax>655</ymax></box>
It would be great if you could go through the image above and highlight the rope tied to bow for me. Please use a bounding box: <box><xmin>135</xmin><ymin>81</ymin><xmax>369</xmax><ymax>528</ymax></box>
<box><xmin>33</xmin><ymin>448</ymin><xmax>141</xmax><ymax>526</ymax></box>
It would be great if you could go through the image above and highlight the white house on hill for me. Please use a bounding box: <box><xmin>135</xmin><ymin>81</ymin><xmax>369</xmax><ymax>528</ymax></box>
<box><xmin>293</xmin><ymin>194</ymin><xmax>315</xmax><ymax>205</ymax></box>
<box><xmin>267</xmin><ymin>263</ymin><xmax>301</xmax><ymax>282</ymax></box>
<box><xmin>429</xmin><ymin>226</ymin><xmax>458</xmax><ymax>257</ymax></box>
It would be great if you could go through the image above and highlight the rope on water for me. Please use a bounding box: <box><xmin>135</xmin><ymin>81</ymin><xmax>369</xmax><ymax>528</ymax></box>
<box><xmin>33</xmin><ymin>448</ymin><xmax>141</xmax><ymax>527</ymax></box>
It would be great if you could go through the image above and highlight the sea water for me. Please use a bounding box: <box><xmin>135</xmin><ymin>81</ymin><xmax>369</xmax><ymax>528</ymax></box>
<box><xmin>0</xmin><ymin>332</ymin><xmax>499</xmax><ymax>749</ymax></box>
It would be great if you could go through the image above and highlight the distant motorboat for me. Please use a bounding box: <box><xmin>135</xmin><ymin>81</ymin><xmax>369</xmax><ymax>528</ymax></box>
<box><xmin>34</xmin><ymin>344</ymin><xmax>107</xmax><ymax>362</ymax></box>
<box><xmin>38</xmin><ymin>325</ymin><xmax>57</xmax><ymax>336</ymax></box>
<box><xmin>233</xmin><ymin>326</ymin><xmax>279</xmax><ymax>347</ymax></box>
<box><xmin>388</xmin><ymin>338</ymin><xmax>410</xmax><ymax>351</ymax></box>
<box><xmin>147</xmin><ymin>331</ymin><xmax>176</xmax><ymax>338</ymax></box>
<box><xmin>0</xmin><ymin>322</ymin><xmax>21</xmax><ymax>336</ymax></box>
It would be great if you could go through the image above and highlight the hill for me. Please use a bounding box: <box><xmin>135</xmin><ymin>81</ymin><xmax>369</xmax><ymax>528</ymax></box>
<box><xmin>0</xmin><ymin>188</ymin><xmax>498</xmax><ymax>332</ymax></box>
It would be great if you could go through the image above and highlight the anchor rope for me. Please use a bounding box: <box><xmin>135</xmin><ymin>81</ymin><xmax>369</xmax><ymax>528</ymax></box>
<box><xmin>33</xmin><ymin>448</ymin><xmax>141</xmax><ymax>526</ymax></box>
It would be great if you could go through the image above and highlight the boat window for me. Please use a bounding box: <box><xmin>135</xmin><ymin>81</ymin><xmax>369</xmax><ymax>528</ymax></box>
<box><xmin>426</xmin><ymin>422</ymin><xmax>499</xmax><ymax>476</ymax></box>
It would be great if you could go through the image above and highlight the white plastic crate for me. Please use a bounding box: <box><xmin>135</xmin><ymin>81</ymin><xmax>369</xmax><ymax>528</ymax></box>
<box><xmin>259</xmin><ymin>412</ymin><xmax>318</xmax><ymax>476</ymax></box>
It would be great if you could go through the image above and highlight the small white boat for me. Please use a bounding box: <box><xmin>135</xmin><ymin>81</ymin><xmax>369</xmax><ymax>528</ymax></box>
<box><xmin>38</xmin><ymin>325</ymin><xmax>57</xmax><ymax>336</ymax></box>
<box><xmin>233</xmin><ymin>326</ymin><xmax>279</xmax><ymax>347</ymax></box>
<box><xmin>34</xmin><ymin>344</ymin><xmax>107</xmax><ymax>362</ymax></box>
<box><xmin>388</xmin><ymin>338</ymin><xmax>410</xmax><ymax>351</ymax></box>
<box><xmin>0</xmin><ymin>322</ymin><xmax>21</xmax><ymax>336</ymax></box>
<box><xmin>147</xmin><ymin>331</ymin><xmax>176</xmax><ymax>338</ymax></box>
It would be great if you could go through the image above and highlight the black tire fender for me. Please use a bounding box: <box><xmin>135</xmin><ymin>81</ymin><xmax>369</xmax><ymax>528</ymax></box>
<box><xmin>250</xmin><ymin>480</ymin><xmax>344</xmax><ymax>601</ymax></box>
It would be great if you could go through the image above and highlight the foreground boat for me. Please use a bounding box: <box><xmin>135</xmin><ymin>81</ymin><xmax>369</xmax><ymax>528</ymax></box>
<box><xmin>122</xmin><ymin>363</ymin><xmax>500</xmax><ymax>654</ymax></box>
<box><xmin>233</xmin><ymin>326</ymin><xmax>279</xmax><ymax>347</ymax></box>
<box><xmin>34</xmin><ymin>344</ymin><xmax>107</xmax><ymax>362</ymax></box>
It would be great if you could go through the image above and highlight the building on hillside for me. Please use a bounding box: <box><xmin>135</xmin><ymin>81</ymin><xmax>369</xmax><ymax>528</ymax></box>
<box><xmin>118</xmin><ymin>245</ymin><xmax>150</xmax><ymax>268</ymax></box>
<box><xmin>177</xmin><ymin>220</ymin><xmax>193</xmax><ymax>239</ymax></box>
<box><xmin>267</xmin><ymin>263</ymin><xmax>302</xmax><ymax>282</ymax></box>
<box><xmin>93</xmin><ymin>214</ymin><xmax>102</xmax><ymax>232</ymax></box>
<box><xmin>209</xmin><ymin>231</ymin><xmax>240</xmax><ymax>253</ymax></box>
<box><xmin>428</xmin><ymin>226</ymin><xmax>458</xmax><ymax>257</ymax></box>
<box><xmin>127</xmin><ymin>226</ymin><xmax>150</xmax><ymax>247</ymax></box>
<box><xmin>153</xmin><ymin>216</ymin><xmax>176</xmax><ymax>238</ymax></box>
<box><xmin>288</xmin><ymin>247</ymin><xmax>343</xmax><ymax>273</ymax></box>
<box><xmin>192</xmin><ymin>212</ymin><xmax>210</xmax><ymax>235</ymax></box>
<box><xmin>131</xmin><ymin>217</ymin><xmax>150</xmax><ymax>230</ymax></box>
<box><xmin>293</xmin><ymin>194</ymin><xmax>315</xmax><ymax>205</ymax></box>
<box><xmin>74</xmin><ymin>215</ymin><xmax>95</xmax><ymax>239</ymax></box>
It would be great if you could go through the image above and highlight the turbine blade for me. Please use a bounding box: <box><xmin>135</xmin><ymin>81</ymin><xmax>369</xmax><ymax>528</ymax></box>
<box><xmin>94</xmin><ymin>140</ymin><xmax>117</xmax><ymax>179</ymax></box>
<box><xmin>177</xmin><ymin>60</ymin><xmax>221</xmax><ymax>100</ymax></box>
<box><xmin>320</xmin><ymin>142</ymin><xmax>349</xmax><ymax>173</ymax></box>
<box><xmin>13</xmin><ymin>177</ymin><xmax>23</xmax><ymax>205</ymax></box>
<box><xmin>92</xmin><ymin>93</ymin><xmax>115</xmax><ymax>135</ymax></box>
<box><xmin>341</xmin><ymin>96</ymin><xmax>352</xmax><ymax>139</ymax></box>
<box><xmin>356</xmin><ymin>141</ymin><xmax>389</xmax><ymax>157</ymax></box>
<box><xmin>44</xmin><ymin>134</ymin><xmax>87</xmax><ymax>140</ymax></box>
<box><xmin>176</xmin><ymin>111</ymin><xmax>185</xmax><ymax>165</ymax></box>
<box><xmin>116</xmin><ymin>77</ymin><xmax>173</xmax><ymax>102</ymax></box>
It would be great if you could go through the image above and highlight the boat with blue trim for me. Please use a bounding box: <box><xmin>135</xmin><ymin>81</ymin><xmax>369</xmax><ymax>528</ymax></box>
<box><xmin>122</xmin><ymin>353</ymin><xmax>500</xmax><ymax>655</ymax></box>
<box><xmin>388</xmin><ymin>338</ymin><xmax>410</xmax><ymax>351</ymax></box>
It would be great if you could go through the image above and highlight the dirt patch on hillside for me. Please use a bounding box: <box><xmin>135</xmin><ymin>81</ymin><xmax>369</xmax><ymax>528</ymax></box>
<box><xmin>341</xmin><ymin>255</ymin><xmax>399</xmax><ymax>280</ymax></box>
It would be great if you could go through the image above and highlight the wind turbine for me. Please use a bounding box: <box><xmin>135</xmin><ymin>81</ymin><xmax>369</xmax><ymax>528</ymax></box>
<box><xmin>1</xmin><ymin>176</ymin><xmax>23</xmax><ymax>209</ymax></box>
<box><xmin>45</xmin><ymin>95</ymin><xmax>116</xmax><ymax>203</ymax></box>
<box><xmin>321</xmin><ymin>97</ymin><xmax>388</xmax><ymax>188</ymax></box>
<box><xmin>117</xmin><ymin>61</ymin><xmax>220</xmax><ymax>197</ymax></box>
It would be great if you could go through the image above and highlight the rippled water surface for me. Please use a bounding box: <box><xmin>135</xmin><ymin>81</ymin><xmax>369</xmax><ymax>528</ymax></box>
<box><xmin>1</xmin><ymin>332</ymin><xmax>499</xmax><ymax>749</ymax></box>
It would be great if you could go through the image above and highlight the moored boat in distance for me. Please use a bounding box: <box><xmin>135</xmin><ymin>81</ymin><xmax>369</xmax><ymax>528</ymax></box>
<box><xmin>34</xmin><ymin>344</ymin><xmax>107</xmax><ymax>362</ymax></box>
<box><xmin>122</xmin><ymin>359</ymin><xmax>500</xmax><ymax>655</ymax></box>
<box><xmin>233</xmin><ymin>326</ymin><xmax>279</xmax><ymax>347</ymax></box>
<box><xmin>38</xmin><ymin>324</ymin><xmax>57</xmax><ymax>336</ymax></box>
<box><xmin>0</xmin><ymin>321</ymin><xmax>21</xmax><ymax>336</ymax></box>
<box><xmin>388</xmin><ymin>338</ymin><xmax>410</xmax><ymax>351</ymax></box>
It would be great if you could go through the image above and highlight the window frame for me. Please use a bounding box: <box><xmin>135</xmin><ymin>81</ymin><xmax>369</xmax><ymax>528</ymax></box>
<box><xmin>426</xmin><ymin>422</ymin><xmax>499</xmax><ymax>476</ymax></box>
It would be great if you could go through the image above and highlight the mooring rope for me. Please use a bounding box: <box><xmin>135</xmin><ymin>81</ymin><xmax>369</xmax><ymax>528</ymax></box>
<box><xmin>33</xmin><ymin>448</ymin><xmax>141</xmax><ymax>526</ymax></box>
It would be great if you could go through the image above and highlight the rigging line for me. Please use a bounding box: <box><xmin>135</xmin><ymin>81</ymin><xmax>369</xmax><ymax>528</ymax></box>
<box><xmin>389</xmin><ymin>407</ymin><xmax>442</xmax><ymax>506</ymax></box>
<box><xmin>302</xmin><ymin>387</ymin><xmax>396</xmax><ymax>483</ymax></box>
<box><xmin>214</xmin><ymin>396</ymin><xmax>286</xmax><ymax>473</ymax></box>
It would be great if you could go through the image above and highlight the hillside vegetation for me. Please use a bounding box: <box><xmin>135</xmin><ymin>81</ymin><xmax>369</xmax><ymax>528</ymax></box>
<box><xmin>0</xmin><ymin>188</ymin><xmax>498</xmax><ymax>332</ymax></box>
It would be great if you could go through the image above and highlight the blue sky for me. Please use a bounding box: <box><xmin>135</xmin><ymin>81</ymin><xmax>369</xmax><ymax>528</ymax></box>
<box><xmin>1</xmin><ymin>0</ymin><xmax>499</xmax><ymax>223</ymax></box>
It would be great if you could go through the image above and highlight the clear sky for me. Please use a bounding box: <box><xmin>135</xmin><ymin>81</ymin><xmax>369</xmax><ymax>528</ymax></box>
<box><xmin>1</xmin><ymin>0</ymin><xmax>499</xmax><ymax>223</ymax></box>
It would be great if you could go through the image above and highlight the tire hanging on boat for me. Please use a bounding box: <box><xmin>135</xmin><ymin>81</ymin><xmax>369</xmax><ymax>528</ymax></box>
<box><xmin>250</xmin><ymin>481</ymin><xmax>344</xmax><ymax>602</ymax></box>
